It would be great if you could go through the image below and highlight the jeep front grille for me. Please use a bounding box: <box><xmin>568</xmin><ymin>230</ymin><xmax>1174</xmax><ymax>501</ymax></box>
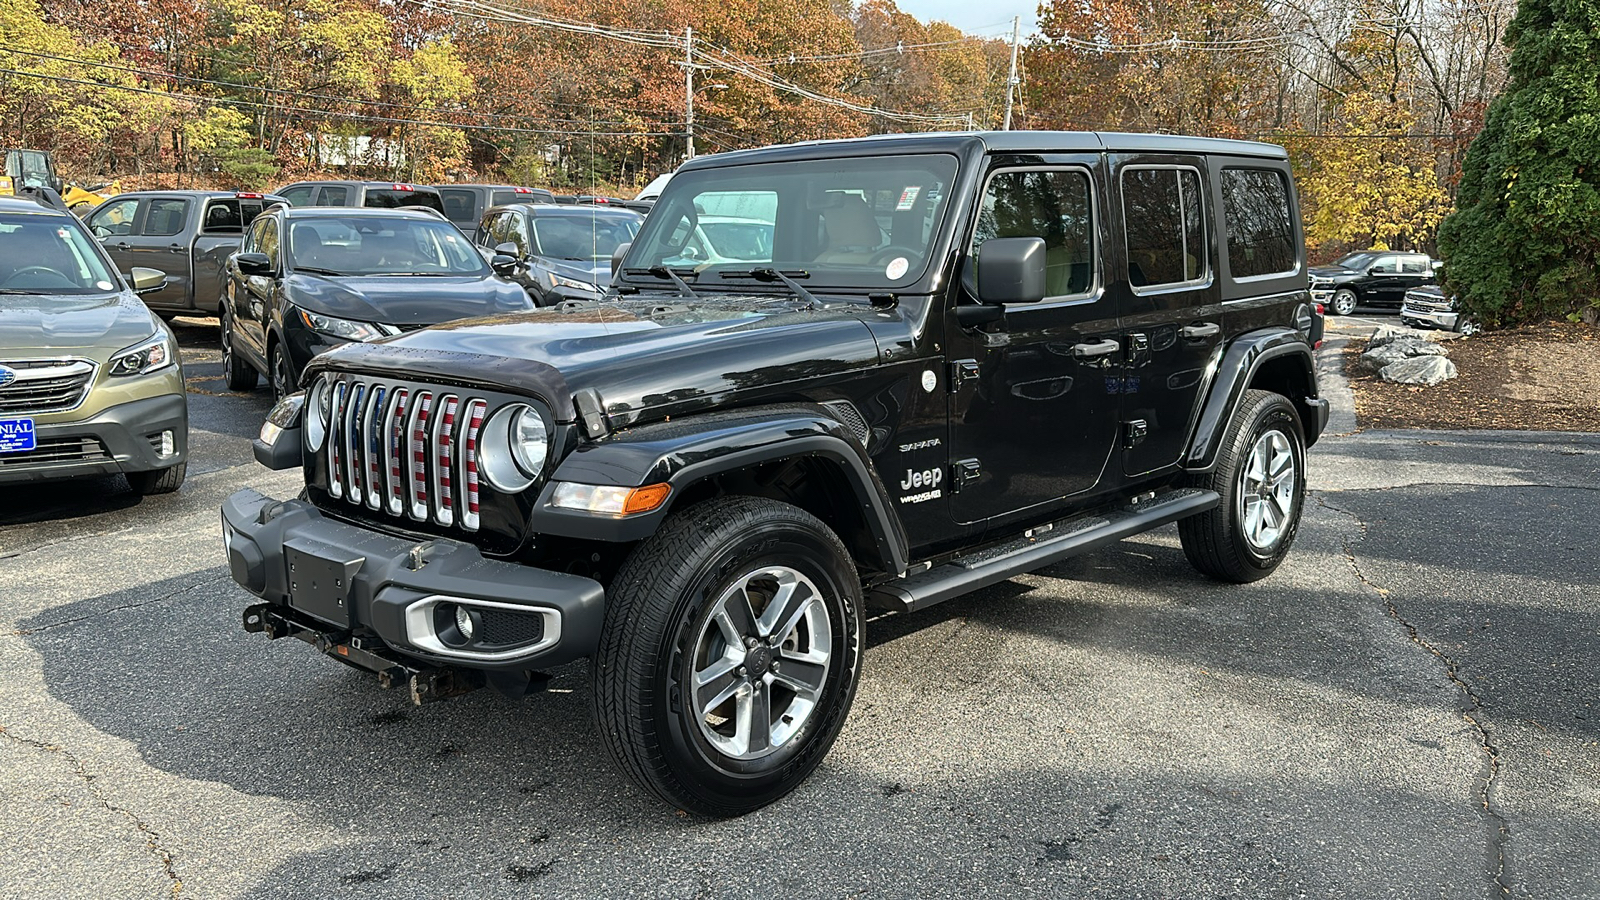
<box><xmin>0</xmin><ymin>359</ymin><xmax>95</xmax><ymax>414</ymax></box>
<box><xmin>323</xmin><ymin>376</ymin><xmax>490</xmax><ymax>531</ymax></box>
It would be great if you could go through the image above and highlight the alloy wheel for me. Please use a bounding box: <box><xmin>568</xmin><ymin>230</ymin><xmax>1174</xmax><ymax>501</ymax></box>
<box><xmin>1237</xmin><ymin>429</ymin><xmax>1296</xmax><ymax>551</ymax></box>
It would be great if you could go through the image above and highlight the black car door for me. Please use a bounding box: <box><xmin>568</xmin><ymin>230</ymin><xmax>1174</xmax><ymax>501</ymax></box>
<box><xmin>232</xmin><ymin>215</ymin><xmax>280</xmax><ymax>366</ymax></box>
<box><xmin>946</xmin><ymin>159</ymin><xmax>1125</xmax><ymax>527</ymax></box>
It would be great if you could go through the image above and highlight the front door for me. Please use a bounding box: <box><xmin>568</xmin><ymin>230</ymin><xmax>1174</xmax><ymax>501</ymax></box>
<box><xmin>86</xmin><ymin>196</ymin><xmax>140</xmax><ymax>275</ymax></box>
<box><xmin>1115</xmin><ymin>160</ymin><xmax>1223</xmax><ymax>476</ymax></box>
<box><xmin>123</xmin><ymin>196</ymin><xmax>193</xmax><ymax>310</ymax></box>
<box><xmin>946</xmin><ymin>162</ymin><xmax>1124</xmax><ymax>527</ymax></box>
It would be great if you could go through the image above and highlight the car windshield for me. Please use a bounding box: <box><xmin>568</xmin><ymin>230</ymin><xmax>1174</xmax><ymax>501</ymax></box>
<box><xmin>531</xmin><ymin>213</ymin><xmax>640</xmax><ymax>261</ymax></box>
<box><xmin>1335</xmin><ymin>252</ymin><xmax>1379</xmax><ymax>270</ymax></box>
<box><xmin>285</xmin><ymin>216</ymin><xmax>487</xmax><ymax>276</ymax></box>
<box><xmin>626</xmin><ymin>153</ymin><xmax>960</xmax><ymax>290</ymax></box>
<box><xmin>0</xmin><ymin>213</ymin><xmax>118</xmax><ymax>294</ymax></box>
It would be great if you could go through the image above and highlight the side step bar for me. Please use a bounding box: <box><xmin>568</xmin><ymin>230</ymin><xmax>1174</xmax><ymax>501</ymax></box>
<box><xmin>867</xmin><ymin>488</ymin><xmax>1220</xmax><ymax>613</ymax></box>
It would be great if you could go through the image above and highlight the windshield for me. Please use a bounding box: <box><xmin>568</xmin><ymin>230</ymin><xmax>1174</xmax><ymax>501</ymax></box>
<box><xmin>285</xmin><ymin>216</ymin><xmax>488</xmax><ymax>276</ymax></box>
<box><xmin>0</xmin><ymin>213</ymin><xmax>118</xmax><ymax>293</ymax></box>
<box><xmin>531</xmin><ymin>213</ymin><xmax>640</xmax><ymax>261</ymax></box>
<box><xmin>626</xmin><ymin>153</ymin><xmax>960</xmax><ymax>289</ymax></box>
<box><xmin>1334</xmin><ymin>252</ymin><xmax>1379</xmax><ymax>270</ymax></box>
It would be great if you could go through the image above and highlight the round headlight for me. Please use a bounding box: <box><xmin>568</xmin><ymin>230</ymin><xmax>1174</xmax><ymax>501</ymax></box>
<box><xmin>480</xmin><ymin>403</ymin><xmax>549</xmax><ymax>493</ymax></box>
<box><xmin>305</xmin><ymin>377</ymin><xmax>330</xmax><ymax>450</ymax></box>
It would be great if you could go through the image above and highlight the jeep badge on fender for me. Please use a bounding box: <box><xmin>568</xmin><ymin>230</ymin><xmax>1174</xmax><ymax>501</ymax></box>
<box><xmin>222</xmin><ymin>131</ymin><xmax>1328</xmax><ymax>817</ymax></box>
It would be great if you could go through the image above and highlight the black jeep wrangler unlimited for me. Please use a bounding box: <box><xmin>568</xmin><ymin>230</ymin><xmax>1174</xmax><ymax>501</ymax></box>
<box><xmin>224</xmin><ymin>132</ymin><xmax>1327</xmax><ymax>817</ymax></box>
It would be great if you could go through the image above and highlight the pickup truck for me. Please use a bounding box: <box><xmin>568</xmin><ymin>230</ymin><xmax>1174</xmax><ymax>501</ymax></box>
<box><xmin>84</xmin><ymin>191</ymin><xmax>287</xmax><ymax>316</ymax></box>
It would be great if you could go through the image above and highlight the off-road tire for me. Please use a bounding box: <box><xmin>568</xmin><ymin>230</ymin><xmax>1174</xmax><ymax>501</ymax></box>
<box><xmin>127</xmin><ymin>462</ymin><xmax>186</xmax><ymax>495</ymax></box>
<box><xmin>221</xmin><ymin>308</ymin><xmax>258</xmax><ymax>391</ymax></box>
<box><xmin>593</xmin><ymin>495</ymin><xmax>863</xmax><ymax>817</ymax></box>
<box><xmin>1179</xmin><ymin>389</ymin><xmax>1305</xmax><ymax>583</ymax></box>
<box><xmin>1330</xmin><ymin>288</ymin><xmax>1358</xmax><ymax>316</ymax></box>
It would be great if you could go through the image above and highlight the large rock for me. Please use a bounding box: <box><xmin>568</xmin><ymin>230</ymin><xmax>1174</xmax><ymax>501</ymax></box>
<box><xmin>1360</xmin><ymin>337</ymin><xmax>1447</xmax><ymax>372</ymax></box>
<box><xmin>1379</xmin><ymin>355</ymin><xmax>1458</xmax><ymax>385</ymax></box>
<box><xmin>1367</xmin><ymin>327</ymin><xmax>1408</xmax><ymax>349</ymax></box>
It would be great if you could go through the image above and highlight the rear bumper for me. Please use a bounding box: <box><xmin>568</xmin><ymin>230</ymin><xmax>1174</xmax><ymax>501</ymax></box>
<box><xmin>0</xmin><ymin>392</ymin><xmax>187</xmax><ymax>484</ymax></box>
<box><xmin>221</xmin><ymin>488</ymin><xmax>604</xmax><ymax>672</ymax></box>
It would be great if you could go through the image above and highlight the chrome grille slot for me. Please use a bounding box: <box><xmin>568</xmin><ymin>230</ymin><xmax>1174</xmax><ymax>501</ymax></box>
<box><xmin>431</xmin><ymin>395</ymin><xmax>459</xmax><ymax>527</ymax></box>
<box><xmin>328</xmin><ymin>380</ymin><xmax>347</xmax><ymax>498</ymax></box>
<box><xmin>384</xmin><ymin>389</ymin><xmax>409</xmax><ymax>515</ymax></box>
<box><xmin>345</xmin><ymin>382</ymin><xmax>367</xmax><ymax>502</ymax></box>
<box><xmin>407</xmin><ymin>392</ymin><xmax>434</xmax><ymax>522</ymax></box>
<box><xmin>460</xmin><ymin>399</ymin><xmax>487</xmax><ymax>531</ymax></box>
<box><xmin>364</xmin><ymin>386</ymin><xmax>388</xmax><ymax>510</ymax></box>
<box><xmin>0</xmin><ymin>359</ymin><xmax>96</xmax><ymax>415</ymax></box>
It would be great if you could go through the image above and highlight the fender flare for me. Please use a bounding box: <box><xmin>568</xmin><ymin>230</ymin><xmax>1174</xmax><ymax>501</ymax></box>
<box><xmin>528</xmin><ymin>405</ymin><xmax>911</xmax><ymax>576</ymax></box>
<box><xmin>1184</xmin><ymin>327</ymin><xmax>1321</xmax><ymax>473</ymax></box>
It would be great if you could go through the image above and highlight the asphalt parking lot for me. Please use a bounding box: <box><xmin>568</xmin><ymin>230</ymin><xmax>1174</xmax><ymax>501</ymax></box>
<box><xmin>3</xmin><ymin>315</ymin><xmax>1597</xmax><ymax>899</ymax></box>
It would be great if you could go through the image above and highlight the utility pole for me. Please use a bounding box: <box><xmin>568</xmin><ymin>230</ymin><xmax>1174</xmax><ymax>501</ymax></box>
<box><xmin>1002</xmin><ymin>16</ymin><xmax>1021</xmax><ymax>130</ymax></box>
<box><xmin>683</xmin><ymin>26</ymin><xmax>696</xmax><ymax>160</ymax></box>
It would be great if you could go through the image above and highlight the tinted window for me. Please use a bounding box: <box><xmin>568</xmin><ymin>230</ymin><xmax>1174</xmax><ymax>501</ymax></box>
<box><xmin>364</xmin><ymin>189</ymin><xmax>445</xmax><ymax>212</ymax></box>
<box><xmin>317</xmin><ymin>186</ymin><xmax>349</xmax><ymax>206</ymax></box>
<box><xmin>88</xmin><ymin>198</ymin><xmax>139</xmax><ymax>236</ymax></box>
<box><xmin>1369</xmin><ymin>255</ymin><xmax>1399</xmax><ymax>274</ymax></box>
<box><xmin>257</xmin><ymin>217</ymin><xmax>280</xmax><ymax>264</ymax></box>
<box><xmin>440</xmin><ymin>189</ymin><xmax>478</xmax><ymax>223</ymax></box>
<box><xmin>1123</xmin><ymin>168</ymin><xmax>1205</xmax><ymax>288</ymax></box>
<box><xmin>490</xmin><ymin>191</ymin><xmax>519</xmax><ymax>206</ymax></box>
<box><xmin>1221</xmin><ymin>168</ymin><xmax>1296</xmax><ymax>279</ymax></box>
<box><xmin>278</xmin><ymin>185</ymin><xmax>314</xmax><ymax>206</ymax></box>
<box><xmin>202</xmin><ymin>199</ymin><xmax>244</xmax><ymax>233</ymax></box>
<box><xmin>974</xmin><ymin>169</ymin><xmax>1095</xmax><ymax>298</ymax></box>
<box><xmin>143</xmin><ymin>198</ymin><xmax>190</xmax><ymax>236</ymax></box>
<box><xmin>1400</xmin><ymin>256</ymin><xmax>1429</xmax><ymax>274</ymax></box>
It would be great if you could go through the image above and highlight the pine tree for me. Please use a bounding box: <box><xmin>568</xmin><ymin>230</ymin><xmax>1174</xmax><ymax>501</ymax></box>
<box><xmin>1436</xmin><ymin>0</ymin><xmax>1600</xmax><ymax>326</ymax></box>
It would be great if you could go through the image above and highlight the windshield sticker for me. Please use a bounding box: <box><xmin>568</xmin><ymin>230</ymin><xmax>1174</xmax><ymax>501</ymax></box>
<box><xmin>95</xmin><ymin>280</ymin><xmax>114</xmax><ymax>291</ymax></box>
<box><xmin>896</xmin><ymin>186</ymin><xmax>921</xmax><ymax>210</ymax></box>
<box><xmin>885</xmin><ymin>257</ymin><xmax>909</xmax><ymax>280</ymax></box>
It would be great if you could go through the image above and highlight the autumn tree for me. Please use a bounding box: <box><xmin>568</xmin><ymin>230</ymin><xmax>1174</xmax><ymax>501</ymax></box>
<box><xmin>1436</xmin><ymin>0</ymin><xmax>1600</xmax><ymax>325</ymax></box>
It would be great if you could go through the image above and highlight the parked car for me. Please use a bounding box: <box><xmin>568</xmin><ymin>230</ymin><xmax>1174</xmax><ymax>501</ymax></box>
<box><xmin>218</xmin><ymin>206</ymin><xmax>532</xmax><ymax>398</ymax></box>
<box><xmin>1310</xmin><ymin>250</ymin><xmax>1438</xmax><ymax>315</ymax></box>
<box><xmin>474</xmin><ymin>203</ymin><xmax>642</xmax><ymax>303</ymax></box>
<box><xmin>84</xmin><ymin>191</ymin><xmax>287</xmax><ymax>317</ymax></box>
<box><xmin>272</xmin><ymin>181</ymin><xmax>446</xmax><ymax>214</ymax></box>
<box><xmin>0</xmin><ymin>195</ymin><xmax>187</xmax><ymax>493</ymax></box>
<box><xmin>434</xmin><ymin>184</ymin><xmax>555</xmax><ymax>241</ymax></box>
<box><xmin>1400</xmin><ymin>284</ymin><xmax>1479</xmax><ymax>334</ymax></box>
<box><xmin>228</xmin><ymin>130</ymin><xmax>1327</xmax><ymax>816</ymax></box>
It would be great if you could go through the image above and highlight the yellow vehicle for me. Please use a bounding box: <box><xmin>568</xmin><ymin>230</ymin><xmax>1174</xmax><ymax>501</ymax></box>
<box><xmin>63</xmin><ymin>180</ymin><xmax>122</xmax><ymax>215</ymax></box>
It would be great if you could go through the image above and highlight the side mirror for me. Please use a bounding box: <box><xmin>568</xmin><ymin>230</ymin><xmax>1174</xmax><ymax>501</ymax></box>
<box><xmin>490</xmin><ymin>254</ymin><xmax>518</xmax><ymax>276</ymax></box>
<box><xmin>494</xmin><ymin>241</ymin><xmax>520</xmax><ymax>258</ymax></box>
<box><xmin>976</xmin><ymin>237</ymin><xmax>1047</xmax><ymax>305</ymax></box>
<box><xmin>236</xmin><ymin>252</ymin><xmax>272</xmax><ymax>276</ymax></box>
<box><xmin>128</xmin><ymin>267</ymin><xmax>166</xmax><ymax>295</ymax></box>
<box><xmin>611</xmin><ymin>241</ymin><xmax>631</xmax><ymax>278</ymax></box>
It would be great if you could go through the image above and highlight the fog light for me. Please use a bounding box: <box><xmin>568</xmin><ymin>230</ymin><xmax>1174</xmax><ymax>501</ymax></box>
<box><xmin>454</xmin><ymin>604</ymin><xmax>476</xmax><ymax>641</ymax></box>
<box><xmin>160</xmin><ymin>430</ymin><xmax>175</xmax><ymax>457</ymax></box>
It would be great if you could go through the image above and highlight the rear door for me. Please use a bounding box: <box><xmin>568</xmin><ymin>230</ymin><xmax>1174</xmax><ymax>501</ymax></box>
<box><xmin>123</xmin><ymin>195</ymin><xmax>194</xmax><ymax>310</ymax></box>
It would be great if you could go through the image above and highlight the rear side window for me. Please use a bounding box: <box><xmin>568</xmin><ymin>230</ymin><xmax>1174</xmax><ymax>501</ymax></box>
<box><xmin>973</xmin><ymin>169</ymin><xmax>1095</xmax><ymax>299</ymax></box>
<box><xmin>490</xmin><ymin>190</ymin><xmax>518</xmax><ymax>206</ymax></box>
<box><xmin>144</xmin><ymin>198</ymin><xmax>190</xmax><ymax>237</ymax></box>
<box><xmin>1220</xmin><ymin>168</ymin><xmax>1296</xmax><ymax>279</ymax></box>
<box><xmin>1400</xmin><ymin>256</ymin><xmax>1430</xmax><ymax>274</ymax></box>
<box><xmin>440</xmin><ymin>189</ymin><xmax>478</xmax><ymax>223</ymax></box>
<box><xmin>318</xmin><ymin>186</ymin><xmax>349</xmax><ymax>206</ymax></box>
<box><xmin>278</xmin><ymin>185</ymin><xmax>314</xmax><ymax>206</ymax></box>
<box><xmin>365</xmin><ymin>189</ymin><xmax>445</xmax><ymax>212</ymax></box>
<box><xmin>202</xmin><ymin>199</ymin><xmax>243</xmax><ymax>233</ymax></box>
<box><xmin>1123</xmin><ymin>167</ymin><xmax>1205</xmax><ymax>289</ymax></box>
<box><xmin>257</xmin><ymin>217</ymin><xmax>280</xmax><ymax>263</ymax></box>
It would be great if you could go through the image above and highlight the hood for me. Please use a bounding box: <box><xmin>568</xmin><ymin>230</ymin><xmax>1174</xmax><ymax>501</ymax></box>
<box><xmin>1309</xmin><ymin>265</ymin><xmax>1362</xmax><ymax>280</ymax></box>
<box><xmin>331</xmin><ymin>295</ymin><xmax>883</xmax><ymax>423</ymax></box>
<box><xmin>0</xmin><ymin>289</ymin><xmax>162</xmax><ymax>360</ymax></box>
<box><xmin>537</xmin><ymin>257</ymin><xmax>613</xmax><ymax>288</ymax></box>
<box><xmin>286</xmin><ymin>273</ymin><xmax>534</xmax><ymax>326</ymax></box>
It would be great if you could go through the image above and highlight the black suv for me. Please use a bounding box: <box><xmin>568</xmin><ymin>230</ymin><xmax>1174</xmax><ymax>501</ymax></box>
<box><xmin>1310</xmin><ymin>250</ymin><xmax>1438</xmax><ymax>315</ymax></box>
<box><xmin>474</xmin><ymin>203</ymin><xmax>643</xmax><ymax>303</ymax></box>
<box><xmin>225</xmin><ymin>132</ymin><xmax>1327</xmax><ymax>817</ymax></box>
<box><xmin>272</xmin><ymin>181</ymin><xmax>446</xmax><ymax>214</ymax></box>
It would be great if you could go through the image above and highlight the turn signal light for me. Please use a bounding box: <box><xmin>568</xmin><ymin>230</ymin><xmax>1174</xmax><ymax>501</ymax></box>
<box><xmin>550</xmin><ymin>481</ymin><xmax>672</xmax><ymax>516</ymax></box>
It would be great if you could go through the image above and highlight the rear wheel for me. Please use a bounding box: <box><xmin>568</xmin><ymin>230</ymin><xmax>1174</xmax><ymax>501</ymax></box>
<box><xmin>1330</xmin><ymin>289</ymin><xmax>1358</xmax><ymax>316</ymax></box>
<box><xmin>1179</xmin><ymin>389</ymin><xmax>1305</xmax><ymax>583</ymax></box>
<box><xmin>593</xmin><ymin>496</ymin><xmax>863</xmax><ymax>817</ymax></box>
<box><xmin>127</xmin><ymin>462</ymin><xmax>186</xmax><ymax>495</ymax></box>
<box><xmin>221</xmin><ymin>308</ymin><xmax>258</xmax><ymax>391</ymax></box>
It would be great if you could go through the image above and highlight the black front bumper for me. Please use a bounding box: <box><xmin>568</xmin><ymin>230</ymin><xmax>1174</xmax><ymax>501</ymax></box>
<box><xmin>221</xmin><ymin>488</ymin><xmax>605</xmax><ymax>672</ymax></box>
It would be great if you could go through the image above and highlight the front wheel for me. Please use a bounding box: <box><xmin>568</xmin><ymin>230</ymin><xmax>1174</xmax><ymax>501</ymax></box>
<box><xmin>1329</xmin><ymin>288</ymin><xmax>1358</xmax><ymax>316</ymax></box>
<box><xmin>1179</xmin><ymin>389</ymin><xmax>1306</xmax><ymax>583</ymax></box>
<box><xmin>221</xmin><ymin>308</ymin><xmax>258</xmax><ymax>391</ymax></box>
<box><xmin>127</xmin><ymin>462</ymin><xmax>186</xmax><ymax>495</ymax></box>
<box><xmin>593</xmin><ymin>496</ymin><xmax>863</xmax><ymax>817</ymax></box>
<box><xmin>269</xmin><ymin>342</ymin><xmax>293</xmax><ymax>401</ymax></box>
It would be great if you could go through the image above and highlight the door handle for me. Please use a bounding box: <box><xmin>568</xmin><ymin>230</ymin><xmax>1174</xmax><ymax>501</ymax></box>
<box><xmin>169</xmin><ymin>243</ymin><xmax>185</xmax><ymax>254</ymax></box>
<box><xmin>115</xmin><ymin>242</ymin><xmax>130</xmax><ymax>251</ymax></box>
<box><xmin>1181</xmin><ymin>322</ymin><xmax>1220</xmax><ymax>340</ymax></box>
<box><xmin>1071</xmin><ymin>338</ymin><xmax>1120</xmax><ymax>359</ymax></box>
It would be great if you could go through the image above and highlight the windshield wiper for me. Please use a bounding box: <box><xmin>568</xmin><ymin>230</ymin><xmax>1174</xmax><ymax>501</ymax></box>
<box><xmin>293</xmin><ymin>266</ymin><xmax>348</xmax><ymax>277</ymax></box>
<box><xmin>0</xmin><ymin>289</ymin><xmax>48</xmax><ymax>295</ymax></box>
<box><xmin>720</xmin><ymin>268</ymin><xmax>818</xmax><ymax>307</ymax></box>
<box><xmin>624</xmin><ymin>266</ymin><xmax>701</xmax><ymax>302</ymax></box>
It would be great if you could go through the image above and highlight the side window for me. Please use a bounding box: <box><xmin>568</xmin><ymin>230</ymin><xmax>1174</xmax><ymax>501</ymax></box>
<box><xmin>88</xmin><ymin>198</ymin><xmax>139</xmax><ymax>237</ymax></box>
<box><xmin>440</xmin><ymin>189</ymin><xmax>477</xmax><ymax>224</ymax></box>
<box><xmin>201</xmin><ymin>200</ymin><xmax>243</xmax><ymax>233</ymax></box>
<box><xmin>972</xmin><ymin>169</ymin><xmax>1095</xmax><ymax>299</ymax></box>
<box><xmin>1220</xmin><ymin>168</ymin><xmax>1296</xmax><ymax>279</ymax></box>
<box><xmin>1122</xmin><ymin>167</ymin><xmax>1205</xmax><ymax>289</ymax></box>
<box><xmin>1369</xmin><ymin>255</ymin><xmax>1399</xmax><ymax>274</ymax></box>
<box><xmin>257</xmin><ymin>218</ymin><xmax>280</xmax><ymax>267</ymax></box>
<box><xmin>511</xmin><ymin>214</ymin><xmax>532</xmax><ymax>255</ymax></box>
<box><xmin>278</xmin><ymin>185</ymin><xmax>314</xmax><ymax>207</ymax></box>
<box><xmin>143</xmin><ymin>198</ymin><xmax>190</xmax><ymax>237</ymax></box>
<box><xmin>317</xmin><ymin>186</ymin><xmax>348</xmax><ymax>206</ymax></box>
<box><xmin>1400</xmin><ymin>255</ymin><xmax>1429</xmax><ymax>274</ymax></box>
<box><xmin>242</xmin><ymin>217</ymin><xmax>263</xmax><ymax>253</ymax></box>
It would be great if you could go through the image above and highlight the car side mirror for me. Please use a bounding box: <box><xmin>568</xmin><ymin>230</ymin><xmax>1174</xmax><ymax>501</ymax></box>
<box><xmin>494</xmin><ymin>241</ymin><xmax>521</xmax><ymax>259</ymax></box>
<box><xmin>490</xmin><ymin>254</ymin><xmax>518</xmax><ymax>276</ymax></box>
<box><xmin>236</xmin><ymin>252</ymin><xmax>272</xmax><ymax>276</ymax></box>
<box><xmin>611</xmin><ymin>241</ymin><xmax>631</xmax><ymax>277</ymax></box>
<box><xmin>976</xmin><ymin>237</ymin><xmax>1047</xmax><ymax>305</ymax></box>
<box><xmin>128</xmin><ymin>267</ymin><xmax>166</xmax><ymax>295</ymax></box>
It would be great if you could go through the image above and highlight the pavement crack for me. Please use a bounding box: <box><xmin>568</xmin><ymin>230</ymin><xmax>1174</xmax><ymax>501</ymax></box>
<box><xmin>11</xmin><ymin>574</ymin><xmax>229</xmax><ymax>636</ymax></box>
<box><xmin>0</xmin><ymin>725</ymin><xmax>184</xmax><ymax>896</ymax></box>
<box><xmin>1316</xmin><ymin>492</ymin><xmax>1511</xmax><ymax>898</ymax></box>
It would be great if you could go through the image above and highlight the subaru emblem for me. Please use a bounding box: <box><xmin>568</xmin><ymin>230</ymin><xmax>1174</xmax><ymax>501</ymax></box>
<box><xmin>0</xmin><ymin>366</ymin><xmax>15</xmax><ymax>389</ymax></box>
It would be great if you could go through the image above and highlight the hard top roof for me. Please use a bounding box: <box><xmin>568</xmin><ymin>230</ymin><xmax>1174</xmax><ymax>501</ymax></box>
<box><xmin>90</xmin><ymin>190</ymin><xmax>289</xmax><ymax>199</ymax></box>
<box><xmin>278</xmin><ymin>206</ymin><xmax>453</xmax><ymax>220</ymax></box>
